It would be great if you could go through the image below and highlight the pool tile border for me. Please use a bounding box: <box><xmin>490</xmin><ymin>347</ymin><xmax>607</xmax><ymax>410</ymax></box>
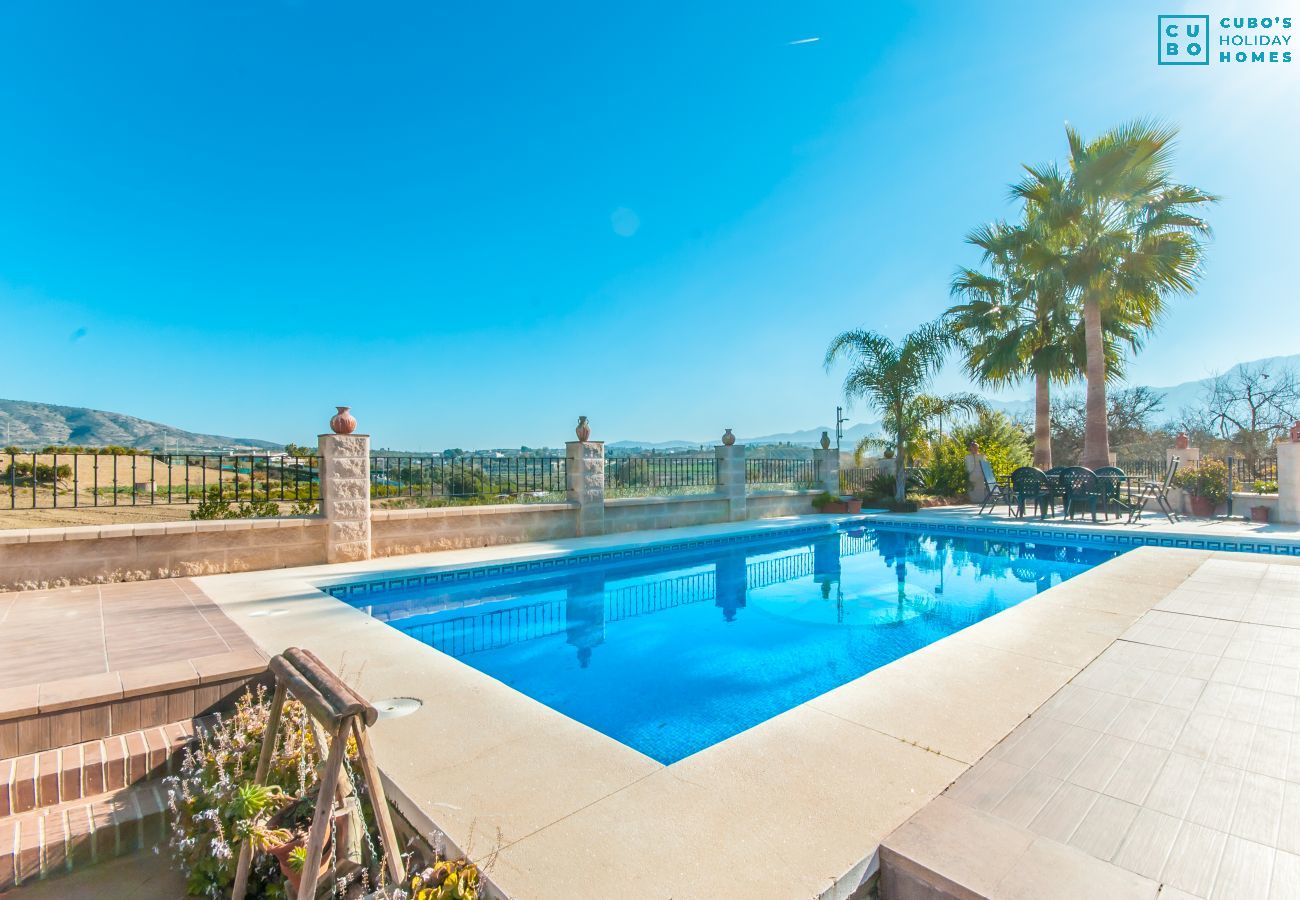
<box><xmin>319</xmin><ymin>510</ymin><xmax>1300</xmax><ymax>603</ymax></box>
<box><xmin>318</xmin><ymin>519</ymin><xmax>847</xmax><ymax>599</ymax></box>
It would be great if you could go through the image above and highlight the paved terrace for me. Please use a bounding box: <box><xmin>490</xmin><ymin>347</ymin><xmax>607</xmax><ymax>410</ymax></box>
<box><xmin>192</xmin><ymin>513</ymin><xmax>1300</xmax><ymax>899</ymax></box>
<box><xmin>0</xmin><ymin>578</ymin><xmax>266</xmax><ymax>757</ymax></box>
<box><xmin>884</xmin><ymin>552</ymin><xmax>1300</xmax><ymax>899</ymax></box>
<box><xmin>7</xmin><ymin>512</ymin><xmax>1300</xmax><ymax>897</ymax></box>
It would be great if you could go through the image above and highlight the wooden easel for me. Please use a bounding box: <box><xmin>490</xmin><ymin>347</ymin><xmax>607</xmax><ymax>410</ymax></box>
<box><xmin>231</xmin><ymin>647</ymin><xmax>405</xmax><ymax>900</ymax></box>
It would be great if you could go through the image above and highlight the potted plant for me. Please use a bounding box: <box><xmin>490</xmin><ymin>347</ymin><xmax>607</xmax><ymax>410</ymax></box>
<box><xmin>1250</xmin><ymin>505</ymin><xmax>1270</xmax><ymax>523</ymax></box>
<box><xmin>1173</xmin><ymin>458</ymin><xmax>1228</xmax><ymax>517</ymax></box>
<box><xmin>811</xmin><ymin>491</ymin><xmax>863</xmax><ymax>515</ymax></box>
<box><xmin>265</xmin><ymin>794</ymin><xmax>334</xmax><ymax>894</ymax></box>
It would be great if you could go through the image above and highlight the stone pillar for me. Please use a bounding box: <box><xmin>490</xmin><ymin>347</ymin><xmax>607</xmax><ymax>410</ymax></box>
<box><xmin>1168</xmin><ymin>434</ymin><xmax>1200</xmax><ymax>471</ymax></box>
<box><xmin>814</xmin><ymin>448</ymin><xmax>840</xmax><ymax>495</ymax></box>
<box><xmin>716</xmin><ymin>443</ymin><xmax>747</xmax><ymax>522</ymax></box>
<box><xmin>1277</xmin><ymin>440</ymin><xmax>1300</xmax><ymax>525</ymax></box>
<box><xmin>565</xmin><ymin>440</ymin><xmax>606</xmax><ymax>536</ymax></box>
<box><xmin>318</xmin><ymin>432</ymin><xmax>372</xmax><ymax>562</ymax></box>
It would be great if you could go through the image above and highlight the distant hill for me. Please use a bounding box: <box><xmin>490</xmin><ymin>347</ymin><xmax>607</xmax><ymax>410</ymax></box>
<box><xmin>0</xmin><ymin>399</ymin><xmax>281</xmax><ymax>451</ymax></box>
<box><xmin>6</xmin><ymin>353</ymin><xmax>1296</xmax><ymax>453</ymax></box>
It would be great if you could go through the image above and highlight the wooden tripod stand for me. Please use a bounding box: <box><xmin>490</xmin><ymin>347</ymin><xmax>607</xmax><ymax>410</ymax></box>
<box><xmin>231</xmin><ymin>647</ymin><xmax>405</xmax><ymax>900</ymax></box>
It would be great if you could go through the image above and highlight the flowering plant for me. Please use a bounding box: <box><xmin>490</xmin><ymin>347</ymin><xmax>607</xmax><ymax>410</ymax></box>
<box><xmin>165</xmin><ymin>686</ymin><xmax>323</xmax><ymax>898</ymax></box>
<box><xmin>398</xmin><ymin>858</ymin><xmax>481</xmax><ymax>900</ymax></box>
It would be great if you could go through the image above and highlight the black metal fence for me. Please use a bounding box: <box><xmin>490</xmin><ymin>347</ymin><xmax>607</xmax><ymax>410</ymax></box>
<box><xmin>745</xmin><ymin>456</ymin><xmax>820</xmax><ymax>489</ymax></box>
<box><xmin>840</xmin><ymin>465</ymin><xmax>891</xmax><ymax>495</ymax></box>
<box><xmin>1119</xmin><ymin>455</ymin><xmax>1279</xmax><ymax>492</ymax></box>
<box><xmin>605</xmin><ymin>455</ymin><xmax>718</xmax><ymax>496</ymax></box>
<box><xmin>1</xmin><ymin>451</ymin><xmax>320</xmax><ymax>509</ymax></box>
<box><xmin>1230</xmin><ymin>456</ymin><xmax>1278</xmax><ymax>487</ymax></box>
<box><xmin>1117</xmin><ymin>459</ymin><xmax>1168</xmax><ymax>481</ymax></box>
<box><xmin>369</xmin><ymin>455</ymin><xmax>567</xmax><ymax>503</ymax></box>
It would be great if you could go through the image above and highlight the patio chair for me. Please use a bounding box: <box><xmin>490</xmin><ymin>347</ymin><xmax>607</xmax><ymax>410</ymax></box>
<box><xmin>1094</xmin><ymin>465</ymin><xmax>1127</xmax><ymax>518</ymax></box>
<box><xmin>1009</xmin><ymin>466</ymin><xmax>1053</xmax><ymax>518</ymax></box>
<box><xmin>976</xmin><ymin>458</ymin><xmax>1010</xmax><ymax>514</ymax></box>
<box><xmin>1128</xmin><ymin>457</ymin><xmax>1180</xmax><ymax>524</ymax></box>
<box><xmin>1062</xmin><ymin>468</ymin><xmax>1103</xmax><ymax>522</ymax></box>
<box><xmin>1044</xmin><ymin>466</ymin><xmax>1068</xmax><ymax>514</ymax></box>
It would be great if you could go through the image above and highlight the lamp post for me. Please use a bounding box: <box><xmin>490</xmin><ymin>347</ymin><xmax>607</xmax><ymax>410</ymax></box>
<box><xmin>835</xmin><ymin>406</ymin><xmax>849</xmax><ymax>452</ymax></box>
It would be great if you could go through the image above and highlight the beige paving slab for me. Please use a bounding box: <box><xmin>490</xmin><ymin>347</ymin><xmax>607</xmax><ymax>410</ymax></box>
<box><xmin>487</xmin><ymin>706</ymin><xmax>966</xmax><ymax>900</ymax></box>
<box><xmin>807</xmin><ymin>637</ymin><xmax>1079</xmax><ymax>764</ymax></box>
<box><xmin>884</xmin><ymin>549</ymin><xmax>1300</xmax><ymax>900</ymax></box>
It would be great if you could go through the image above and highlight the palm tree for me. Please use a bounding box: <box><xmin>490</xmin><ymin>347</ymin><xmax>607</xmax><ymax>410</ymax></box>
<box><xmin>946</xmin><ymin>216</ymin><xmax>1075</xmax><ymax>468</ymax></box>
<box><xmin>825</xmin><ymin>321</ymin><xmax>986</xmax><ymax>502</ymax></box>
<box><xmin>1014</xmin><ymin>120</ymin><xmax>1216</xmax><ymax>469</ymax></box>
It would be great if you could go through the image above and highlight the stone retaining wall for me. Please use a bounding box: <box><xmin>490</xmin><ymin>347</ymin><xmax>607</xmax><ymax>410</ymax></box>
<box><xmin>371</xmin><ymin>503</ymin><xmax>580</xmax><ymax>556</ymax></box>
<box><xmin>0</xmin><ymin>517</ymin><xmax>326</xmax><ymax>591</ymax></box>
<box><xmin>1</xmin><ymin>490</ymin><xmax>821</xmax><ymax>591</ymax></box>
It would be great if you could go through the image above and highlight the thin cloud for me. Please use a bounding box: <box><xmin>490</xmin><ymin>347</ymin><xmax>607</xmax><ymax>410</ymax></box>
<box><xmin>69</xmin><ymin>326</ymin><xmax>88</xmax><ymax>343</ymax></box>
<box><xmin>788</xmin><ymin>37</ymin><xmax>820</xmax><ymax>45</ymax></box>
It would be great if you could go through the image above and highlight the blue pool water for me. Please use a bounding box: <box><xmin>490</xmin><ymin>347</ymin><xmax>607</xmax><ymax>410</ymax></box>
<box><xmin>344</xmin><ymin>523</ymin><xmax>1119</xmax><ymax>763</ymax></box>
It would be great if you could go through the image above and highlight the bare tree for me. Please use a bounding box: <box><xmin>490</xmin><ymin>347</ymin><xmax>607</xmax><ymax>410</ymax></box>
<box><xmin>1051</xmin><ymin>386</ymin><xmax>1165</xmax><ymax>464</ymax></box>
<box><xmin>1200</xmin><ymin>363</ymin><xmax>1300</xmax><ymax>473</ymax></box>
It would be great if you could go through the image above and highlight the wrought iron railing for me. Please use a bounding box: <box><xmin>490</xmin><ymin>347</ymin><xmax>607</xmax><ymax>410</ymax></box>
<box><xmin>1230</xmin><ymin>455</ymin><xmax>1278</xmax><ymax>487</ymax></box>
<box><xmin>1</xmin><ymin>451</ymin><xmax>319</xmax><ymax>509</ymax></box>
<box><xmin>605</xmin><ymin>455</ymin><xmax>718</xmax><ymax>496</ymax></box>
<box><xmin>745</xmin><ymin>456</ymin><xmax>820</xmax><ymax>489</ymax></box>
<box><xmin>369</xmin><ymin>455</ymin><xmax>567</xmax><ymax>503</ymax></box>
<box><xmin>840</xmin><ymin>465</ymin><xmax>892</xmax><ymax>495</ymax></box>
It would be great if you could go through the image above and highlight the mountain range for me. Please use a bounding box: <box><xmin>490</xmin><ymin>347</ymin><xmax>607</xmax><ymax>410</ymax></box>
<box><xmin>4</xmin><ymin>353</ymin><xmax>1297</xmax><ymax>451</ymax></box>
<box><xmin>0</xmin><ymin>399</ymin><xmax>280</xmax><ymax>451</ymax></box>
<box><xmin>611</xmin><ymin>352</ymin><xmax>1300</xmax><ymax>448</ymax></box>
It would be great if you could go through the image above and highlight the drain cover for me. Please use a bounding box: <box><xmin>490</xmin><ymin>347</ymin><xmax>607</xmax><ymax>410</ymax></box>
<box><xmin>374</xmin><ymin>697</ymin><xmax>422</xmax><ymax>720</ymax></box>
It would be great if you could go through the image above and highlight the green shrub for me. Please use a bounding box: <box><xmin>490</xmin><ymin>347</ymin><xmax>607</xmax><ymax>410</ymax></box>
<box><xmin>924</xmin><ymin>412</ymin><xmax>1032</xmax><ymax>498</ymax></box>
<box><xmin>857</xmin><ymin>470</ymin><xmax>897</xmax><ymax>500</ymax></box>
<box><xmin>190</xmin><ymin>487</ymin><xmax>285</xmax><ymax>520</ymax></box>
<box><xmin>0</xmin><ymin>461</ymin><xmax>72</xmax><ymax>484</ymax></box>
<box><xmin>1254</xmin><ymin>480</ymin><xmax>1279</xmax><ymax>495</ymax></box>
<box><xmin>1174</xmin><ymin>458</ymin><xmax>1229</xmax><ymax>505</ymax></box>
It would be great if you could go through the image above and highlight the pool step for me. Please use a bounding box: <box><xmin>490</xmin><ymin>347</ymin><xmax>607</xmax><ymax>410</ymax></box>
<box><xmin>0</xmin><ymin>779</ymin><xmax>170</xmax><ymax>890</ymax></box>
<box><xmin>0</xmin><ymin>721</ymin><xmax>196</xmax><ymax>818</ymax></box>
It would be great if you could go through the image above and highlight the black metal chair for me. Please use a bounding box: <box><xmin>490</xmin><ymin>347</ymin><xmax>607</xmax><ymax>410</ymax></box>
<box><xmin>1062</xmin><ymin>468</ymin><xmax>1103</xmax><ymax>522</ymax></box>
<box><xmin>1128</xmin><ymin>457</ymin><xmax>1180</xmax><ymax>524</ymax></box>
<box><xmin>1010</xmin><ymin>467</ymin><xmax>1053</xmax><ymax>519</ymax></box>
<box><xmin>1094</xmin><ymin>465</ymin><xmax>1127</xmax><ymax>519</ymax></box>
<box><xmin>976</xmin><ymin>458</ymin><xmax>1010</xmax><ymax>514</ymax></box>
<box><xmin>1044</xmin><ymin>466</ymin><xmax>1068</xmax><ymax>515</ymax></box>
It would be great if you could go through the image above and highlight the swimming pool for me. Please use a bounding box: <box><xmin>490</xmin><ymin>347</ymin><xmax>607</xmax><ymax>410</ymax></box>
<box><xmin>340</xmin><ymin>522</ymin><xmax>1119</xmax><ymax>763</ymax></box>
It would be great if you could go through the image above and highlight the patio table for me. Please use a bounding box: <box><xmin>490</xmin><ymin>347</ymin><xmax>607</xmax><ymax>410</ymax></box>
<box><xmin>997</xmin><ymin>472</ymin><xmax>1144</xmax><ymax>520</ymax></box>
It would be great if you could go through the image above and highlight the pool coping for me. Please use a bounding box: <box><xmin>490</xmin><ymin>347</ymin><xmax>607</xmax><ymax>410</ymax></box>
<box><xmin>193</xmin><ymin>514</ymin><xmax>1242</xmax><ymax>899</ymax></box>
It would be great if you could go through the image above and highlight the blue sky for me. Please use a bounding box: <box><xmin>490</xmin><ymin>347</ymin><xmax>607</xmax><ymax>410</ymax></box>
<box><xmin>1</xmin><ymin>1</ymin><xmax>1296</xmax><ymax>448</ymax></box>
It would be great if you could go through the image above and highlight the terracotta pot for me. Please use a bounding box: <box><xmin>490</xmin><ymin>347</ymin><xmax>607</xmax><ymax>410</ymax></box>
<box><xmin>819</xmin><ymin>498</ymin><xmax>862</xmax><ymax>514</ymax></box>
<box><xmin>722</xmin><ymin>428</ymin><xmax>735</xmax><ymax>447</ymax></box>
<box><xmin>1188</xmin><ymin>495</ymin><xmax>1215</xmax><ymax>517</ymax></box>
<box><xmin>268</xmin><ymin>819</ymin><xmax>332</xmax><ymax>895</ymax></box>
<box><xmin>575</xmin><ymin>415</ymin><xmax>591</xmax><ymax>442</ymax></box>
<box><xmin>820</xmin><ymin>431</ymin><xmax>831</xmax><ymax>450</ymax></box>
<box><xmin>1175</xmin><ymin>432</ymin><xmax>1190</xmax><ymax>450</ymax></box>
<box><xmin>329</xmin><ymin>406</ymin><xmax>357</xmax><ymax>435</ymax></box>
<box><xmin>1251</xmin><ymin>505</ymin><xmax>1271</xmax><ymax>523</ymax></box>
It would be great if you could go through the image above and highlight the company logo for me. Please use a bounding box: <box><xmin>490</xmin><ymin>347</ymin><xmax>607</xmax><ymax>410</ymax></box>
<box><xmin>1159</xmin><ymin>15</ymin><xmax>1210</xmax><ymax>64</ymax></box>
<box><xmin>1158</xmin><ymin>15</ymin><xmax>1294</xmax><ymax>65</ymax></box>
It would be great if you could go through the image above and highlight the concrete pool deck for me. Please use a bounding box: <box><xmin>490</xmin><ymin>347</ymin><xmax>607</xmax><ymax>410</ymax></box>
<box><xmin>183</xmin><ymin>512</ymin><xmax>1300</xmax><ymax>898</ymax></box>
